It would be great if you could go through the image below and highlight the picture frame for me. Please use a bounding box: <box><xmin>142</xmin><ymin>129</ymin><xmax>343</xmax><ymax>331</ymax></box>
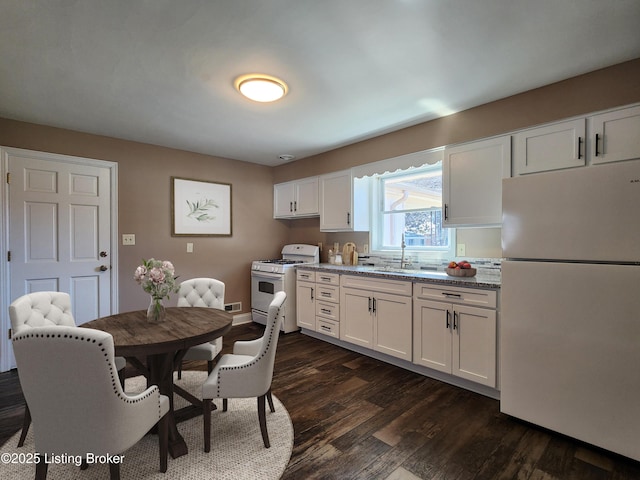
<box><xmin>171</xmin><ymin>177</ymin><xmax>232</xmax><ymax>236</ymax></box>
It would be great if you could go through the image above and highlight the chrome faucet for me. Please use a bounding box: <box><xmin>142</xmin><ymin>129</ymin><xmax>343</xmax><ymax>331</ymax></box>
<box><xmin>400</xmin><ymin>233</ymin><xmax>408</xmax><ymax>269</ymax></box>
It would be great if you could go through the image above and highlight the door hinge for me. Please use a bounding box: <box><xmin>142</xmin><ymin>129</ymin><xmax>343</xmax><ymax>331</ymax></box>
<box><xmin>6</xmin><ymin>172</ymin><xmax>9</xmax><ymax>184</ymax></box>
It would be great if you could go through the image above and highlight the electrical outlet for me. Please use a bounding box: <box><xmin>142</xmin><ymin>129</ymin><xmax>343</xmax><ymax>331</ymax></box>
<box><xmin>363</xmin><ymin>244</ymin><xmax>369</xmax><ymax>254</ymax></box>
<box><xmin>456</xmin><ymin>243</ymin><xmax>466</xmax><ymax>256</ymax></box>
<box><xmin>122</xmin><ymin>234</ymin><xmax>135</xmax><ymax>245</ymax></box>
<box><xmin>186</xmin><ymin>242</ymin><xmax>193</xmax><ymax>253</ymax></box>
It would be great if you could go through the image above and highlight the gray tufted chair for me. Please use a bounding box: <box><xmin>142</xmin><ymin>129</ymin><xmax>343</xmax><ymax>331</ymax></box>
<box><xmin>202</xmin><ymin>291</ymin><xmax>286</xmax><ymax>452</ymax></box>
<box><xmin>176</xmin><ymin>278</ymin><xmax>225</xmax><ymax>377</ymax></box>
<box><xmin>12</xmin><ymin>325</ymin><xmax>169</xmax><ymax>480</ymax></box>
<box><xmin>9</xmin><ymin>291</ymin><xmax>127</xmax><ymax>447</ymax></box>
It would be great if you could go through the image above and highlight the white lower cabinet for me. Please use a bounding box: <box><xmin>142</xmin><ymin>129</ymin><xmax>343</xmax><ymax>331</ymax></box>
<box><xmin>296</xmin><ymin>271</ymin><xmax>316</xmax><ymax>330</ymax></box>
<box><xmin>297</xmin><ymin>270</ymin><xmax>500</xmax><ymax>393</ymax></box>
<box><xmin>340</xmin><ymin>275</ymin><xmax>412</xmax><ymax>361</ymax></box>
<box><xmin>413</xmin><ymin>284</ymin><xmax>497</xmax><ymax>388</ymax></box>
<box><xmin>296</xmin><ymin>270</ymin><xmax>340</xmax><ymax>337</ymax></box>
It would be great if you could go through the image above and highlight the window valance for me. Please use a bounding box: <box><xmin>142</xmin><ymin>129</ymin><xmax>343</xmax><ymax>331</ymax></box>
<box><xmin>352</xmin><ymin>147</ymin><xmax>444</xmax><ymax>179</ymax></box>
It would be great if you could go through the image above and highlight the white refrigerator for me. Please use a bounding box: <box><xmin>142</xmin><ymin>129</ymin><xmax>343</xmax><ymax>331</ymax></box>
<box><xmin>500</xmin><ymin>159</ymin><xmax>640</xmax><ymax>462</ymax></box>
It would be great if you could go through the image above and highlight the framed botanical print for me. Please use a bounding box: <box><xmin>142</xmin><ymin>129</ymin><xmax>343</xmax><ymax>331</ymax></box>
<box><xmin>171</xmin><ymin>177</ymin><xmax>232</xmax><ymax>236</ymax></box>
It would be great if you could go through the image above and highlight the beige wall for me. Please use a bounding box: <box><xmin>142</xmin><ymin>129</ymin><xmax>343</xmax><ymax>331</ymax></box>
<box><xmin>1</xmin><ymin>58</ymin><xmax>639</xmax><ymax>311</ymax></box>
<box><xmin>0</xmin><ymin>120</ymin><xmax>288</xmax><ymax>312</ymax></box>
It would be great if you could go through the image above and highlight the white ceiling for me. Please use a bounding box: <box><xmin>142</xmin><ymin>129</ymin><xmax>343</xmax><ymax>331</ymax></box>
<box><xmin>1</xmin><ymin>1</ymin><xmax>639</xmax><ymax>167</ymax></box>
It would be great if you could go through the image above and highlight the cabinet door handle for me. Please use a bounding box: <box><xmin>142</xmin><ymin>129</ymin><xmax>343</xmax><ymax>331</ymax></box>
<box><xmin>310</xmin><ymin>288</ymin><xmax>314</xmax><ymax>301</ymax></box>
<box><xmin>446</xmin><ymin>309</ymin><xmax>451</xmax><ymax>329</ymax></box>
<box><xmin>294</xmin><ymin>200</ymin><xmax>297</xmax><ymax>212</ymax></box>
<box><xmin>289</xmin><ymin>201</ymin><xmax>293</xmax><ymax>212</ymax></box>
<box><xmin>577</xmin><ymin>136</ymin><xmax>583</xmax><ymax>159</ymax></box>
<box><xmin>347</xmin><ymin>212</ymin><xmax>351</xmax><ymax>225</ymax></box>
<box><xmin>444</xmin><ymin>204</ymin><xmax>448</xmax><ymax>221</ymax></box>
<box><xmin>372</xmin><ymin>297</ymin><xmax>377</xmax><ymax>314</ymax></box>
<box><xmin>453</xmin><ymin>311</ymin><xmax>458</xmax><ymax>330</ymax></box>
<box><xmin>368</xmin><ymin>297</ymin><xmax>372</xmax><ymax>313</ymax></box>
<box><xmin>321</xmin><ymin>308</ymin><xmax>332</xmax><ymax>315</ymax></box>
<box><xmin>595</xmin><ymin>133</ymin><xmax>600</xmax><ymax>157</ymax></box>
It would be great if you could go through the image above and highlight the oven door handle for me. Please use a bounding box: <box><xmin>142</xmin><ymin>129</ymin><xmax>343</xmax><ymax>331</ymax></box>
<box><xmin>251</xmin><ymin>271</ymin><xmax>283</xmax><ymax>280</ymax></box>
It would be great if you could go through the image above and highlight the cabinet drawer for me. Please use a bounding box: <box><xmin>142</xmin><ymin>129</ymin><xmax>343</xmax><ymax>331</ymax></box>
<box><xmin>316</xmin><ymin>300</ymin><xmax>339</xmax><ymax>322</ymax></box>
<box><xmin>414</xmin><ymin>283</ymin><xmax>497</xmax><ymax>309</ymax></box>
<box><xmin>316</xmin><ymin>272</ymin><xmax>340</xmax><ymax>285</ymax></box>
<box><xmin>316</xmin><ymin>318</ymin><xmax>339</xmax><ymax>338</ymax></box>
<box><xmin>340</xmin><ymin>274</ymin><xmax>412</xmax><ymax>296</ymax></box>
<box><xmin>297</xmin><ymin>270</ymin><xmax>315</xmax><ymax>282</ymax></box>
<box><xmin>316</xmin><ymin>284</ymin><xmax>339</xmax><ymax>303</ymax></box>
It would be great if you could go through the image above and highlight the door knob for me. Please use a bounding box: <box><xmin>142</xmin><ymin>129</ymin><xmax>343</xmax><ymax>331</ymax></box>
<box><xmin>99</xmin><ymin>265</ymin><xmax>109</xmax><ymax>272</ymax></box>
<box><xmin>100</xmin><ymin>251</ymin><xmax>108</xmax><ymax>257</ymax></box>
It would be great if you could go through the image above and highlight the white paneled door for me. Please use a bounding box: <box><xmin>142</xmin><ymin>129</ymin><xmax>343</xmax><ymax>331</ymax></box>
<box><xmin>2</xmin><ymin>148</ymin><xmax>118</xmax><ymax>371</ymax></box>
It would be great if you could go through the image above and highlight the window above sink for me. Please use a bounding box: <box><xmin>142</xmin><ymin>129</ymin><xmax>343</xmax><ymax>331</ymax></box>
<box><xmin>369</xmin><ymin>163</ymin><xmax>455</xmax><ymax>260</ymax></box>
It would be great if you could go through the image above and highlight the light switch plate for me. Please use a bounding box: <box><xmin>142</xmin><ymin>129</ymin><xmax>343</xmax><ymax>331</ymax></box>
<box><xmin>456</xmin><ymin>243</ymin><xmax>466</xmax><ymax>256</ymax></box>
<box><xmin>122</xmin><ymin>234</ymin><xmax>135</xmax><ymax>245</ymax></box>
<box><xmin>186</xmin><ymin>242</ymin><xmax>194</xmax><ymax>253</ymax></box>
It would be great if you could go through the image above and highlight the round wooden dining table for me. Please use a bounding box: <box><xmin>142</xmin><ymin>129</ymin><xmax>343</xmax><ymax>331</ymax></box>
<box><xmin>82</xmin><ymin>306</ymin><xmax>233</xmax><ymax>459</ymax></box>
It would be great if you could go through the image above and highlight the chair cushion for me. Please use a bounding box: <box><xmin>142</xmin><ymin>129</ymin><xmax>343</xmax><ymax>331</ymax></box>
<box><xmin>181</xmin><ymin>341</ymin><xmax>219</xmax><ymax>361</ymax></box>
<box><xmin>114</xmin><ymin>356</ymin><xmax>126</xmax><ymax>371</ymax></box>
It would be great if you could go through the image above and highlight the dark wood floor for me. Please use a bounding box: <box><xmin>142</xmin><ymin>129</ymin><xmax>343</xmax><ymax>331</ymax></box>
<box><xmin>2</xmin><ymin>323</ymin><xmax>639</xmax><ymax>480</ymax></box>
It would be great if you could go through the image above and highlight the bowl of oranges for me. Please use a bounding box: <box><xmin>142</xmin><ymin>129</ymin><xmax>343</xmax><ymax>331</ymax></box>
<box><xmin>445</xmin><ymin>260</ymin><xmax>477</xmax><ymax>277</ymax></box>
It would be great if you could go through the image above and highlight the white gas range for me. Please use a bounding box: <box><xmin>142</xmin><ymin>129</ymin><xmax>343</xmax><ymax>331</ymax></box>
<box><xmin>251</xmin><ymin>244</ymin><xmax>319</xmax><ymax>333</ymax></box>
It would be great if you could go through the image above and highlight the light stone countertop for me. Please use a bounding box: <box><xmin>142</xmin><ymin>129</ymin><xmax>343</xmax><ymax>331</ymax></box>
<box><xmin>297</xmin><ymin>263</ymin><xmax>501</xmax><ymax>289</ymax></box>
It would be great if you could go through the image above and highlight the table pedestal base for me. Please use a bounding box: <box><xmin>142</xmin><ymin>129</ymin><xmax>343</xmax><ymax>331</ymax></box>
<box><xmin>147</xmin><ymin>354</ymin><xmax>189</xmax><ymax>458</ymax></box>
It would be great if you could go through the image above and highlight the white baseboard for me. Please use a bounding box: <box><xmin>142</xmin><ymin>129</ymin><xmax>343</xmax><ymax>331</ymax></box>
<box><xmin>232</xmin><ymin>312</ymin><xmax>252</xmax><ymax>326</ymax></box>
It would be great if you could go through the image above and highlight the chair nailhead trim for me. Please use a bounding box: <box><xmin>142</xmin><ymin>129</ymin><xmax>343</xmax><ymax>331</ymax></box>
<box><xmin>215</xmin><ymin>306</ymin><xmax>281</xmax><ymax>397</ymax></box>
<box><xmin>13</xmin><ymin>332</ymin><xmax>160</xmax><ymax>405</ymax></box>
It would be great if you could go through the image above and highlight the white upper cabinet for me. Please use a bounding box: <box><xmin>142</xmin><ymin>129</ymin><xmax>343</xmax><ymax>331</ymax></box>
<box><xmin>443</xmin><ymin>135</ymin><xmax>511</xmax><ymax>227</ymax></box>
<box><xmin>512</xmin><ymin>104</ymin><xmax>640</xmax><ymax>175</ymax></box>
<box><xmin>319</xmin><ymin>170</ymin><xmax>369</xmax><ymax>232</ymax></box>
<box><xmin>589</xmin><ymin>104</ymin><xmax>640</xmax><ymax>165</ymax></box>
<box><xmin>513</xmin><ymin>118</ymin><xmax>586</xmax><ymax>175</ymax></box>
<box><xmin>273</xmin><ymin>176</ymin><xmax>319</xmax><ymax>218</ymax></box>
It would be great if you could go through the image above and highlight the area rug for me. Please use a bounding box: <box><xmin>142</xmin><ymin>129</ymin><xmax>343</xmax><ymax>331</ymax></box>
<box><xmin>1</xmin><ymin>371</ymin><xmax>294</xmax><ymax>479</ymax></box>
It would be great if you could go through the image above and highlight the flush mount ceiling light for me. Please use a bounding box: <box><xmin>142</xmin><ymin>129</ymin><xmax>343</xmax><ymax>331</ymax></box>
<box><xmin>234</xmin><ymin>74</ymin><xmax>288</xmax><ymax>102</ymax></box>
